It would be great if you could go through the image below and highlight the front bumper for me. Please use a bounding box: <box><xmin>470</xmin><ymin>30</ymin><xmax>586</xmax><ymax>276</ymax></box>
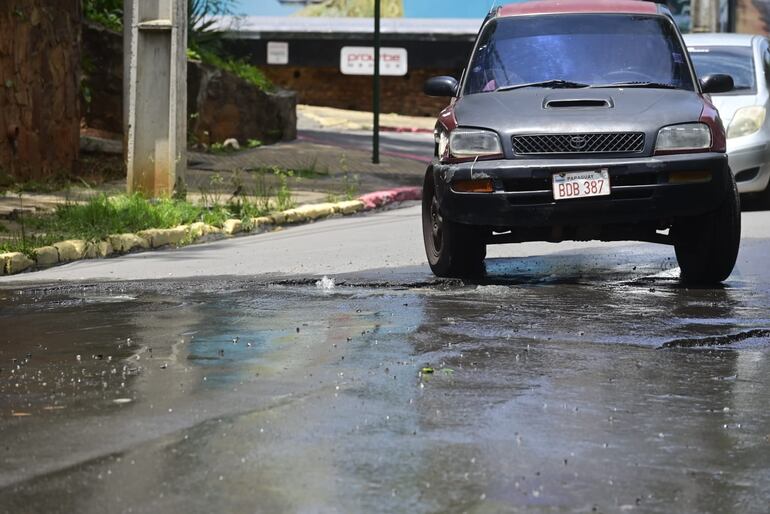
<box><xmin>432</xmin><ymin>153</ymin><xmax>732</xmax><ymax>229</ymax></box>
<box><xmin>726</xmin><ymin>136</ymin><xmax>770</xmax><ymax>194</ymax></box>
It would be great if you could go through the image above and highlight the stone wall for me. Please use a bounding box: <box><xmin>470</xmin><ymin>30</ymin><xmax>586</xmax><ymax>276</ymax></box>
<box><xmin>81</xmin><ymin>23</ymin><xmax>297</xmax><ymax>143</ymax></box>
<box><xmin>262</xmin><ymin>66</ymin><xmax>455</xmax><ymax>118</ymax></box>
<box><xmin>0</xmin><ymin>1</ymin><xmax>82</xmax><ymax>181</ymax></box>
<box><xmin>188</xmin><ymin>63</ymin><xmax>297</xmax><ymax>146</ymax></box>
<box><xmin>82</xmin><ymin>22</ymin><xmax>123</xmax><ymax>135</ymax></box>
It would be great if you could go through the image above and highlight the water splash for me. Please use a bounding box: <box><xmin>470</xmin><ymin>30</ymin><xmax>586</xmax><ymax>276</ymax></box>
<box><xmin>315</xmin><ymin>276</ymin><xmax>335</xmax><ymax>291</ymax></box>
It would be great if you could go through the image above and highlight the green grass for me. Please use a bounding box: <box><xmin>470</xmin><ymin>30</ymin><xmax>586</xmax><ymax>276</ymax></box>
<box><xmin>31</xmin><ymin>195</ymin><xmax>234</xmax><ymax>238</ymax></box>
<box><xmin>0</xmin><ymin>193</ymin><xmax>275</xmax><ymax>256</ymax></box>
<box><xmin>200</xmin><ymin>51</ymin><xmax>273</xmax><ymax>92</ymax></box>
<box><xmin>209</xmin><ymin>142</ymin><xmax>234</xmax><ymax>154</ymax></box>
<box><xmin>83</xmin><ymin>0</ymin><xmax>123</xmax><ymax>32</ymax></box>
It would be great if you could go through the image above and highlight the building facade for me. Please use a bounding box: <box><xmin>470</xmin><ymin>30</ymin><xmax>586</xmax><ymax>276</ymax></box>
<box><xmin>225</xmin><ymin>1</ymin><xmax>767</xmax><ymax>117</ymax></box>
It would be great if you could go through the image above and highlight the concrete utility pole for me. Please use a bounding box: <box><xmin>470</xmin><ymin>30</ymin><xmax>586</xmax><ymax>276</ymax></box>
<box><xmin>690</xmin><ymin>0</ymin><xmax>720</xmax><ymax>33</ymax></box>
<box><xmin>124</xmin><ymin>0</ymin><xmax>187</xmax><ymax>197</ymax></box>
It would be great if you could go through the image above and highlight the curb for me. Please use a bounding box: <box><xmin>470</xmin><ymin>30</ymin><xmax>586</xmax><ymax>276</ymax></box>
<box><xmin>381</xmin><ymin>126</ymin><xmax>434</xmax><ymax>134</ymax></box>
<box><xmin>359</xmin><ymin>187</ymin><xmax>422</xmax><ymax>210</ymax></box>
<box><xmin>0</xmin><ymin>188</ymin><xmax>423</xmax><ymax>277</ymax></box>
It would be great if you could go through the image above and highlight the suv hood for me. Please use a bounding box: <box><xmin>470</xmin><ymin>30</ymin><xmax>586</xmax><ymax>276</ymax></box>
<box><xmin>454</xmin><ymin>88</ymin><xmax>706</xmax><ymax>136</ymax></box>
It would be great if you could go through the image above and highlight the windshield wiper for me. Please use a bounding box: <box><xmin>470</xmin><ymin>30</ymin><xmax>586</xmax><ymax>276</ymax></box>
<box><xmin>591</xmin><ymin>81</ymin><xmax>679</xmax><ymax>89</ymax></box>
<box><xmin>496</xmin><ymin>80</ymin><xmax>591</xmax><ymax>92</ymax></box>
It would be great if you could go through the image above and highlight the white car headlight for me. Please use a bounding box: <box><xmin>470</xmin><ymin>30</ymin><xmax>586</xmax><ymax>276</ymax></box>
<box><xmin>449</xmin><ymin>128</ymin><xmax>502</xmax><ymax>158</ymax></box>
<box><xmin>727</xmin><ymin>106</ymin><xmax>766</xmax><ymax>139</ymax></box>
<box><xmin>655</xmin><ymin>123</ymin><xmax>712</xmax><ymax>153</ymax></box>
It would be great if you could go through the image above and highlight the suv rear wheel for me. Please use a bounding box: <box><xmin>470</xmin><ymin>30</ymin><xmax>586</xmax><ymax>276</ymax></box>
<box><xmin>422</xmin><ymin>173</ymin><xmax>487</xmax><ymax>278</ymax></box>
<box><xmin>674</xmin><ymin>174</ymin><xmax>741</xmax><ymax>285</ymax></box>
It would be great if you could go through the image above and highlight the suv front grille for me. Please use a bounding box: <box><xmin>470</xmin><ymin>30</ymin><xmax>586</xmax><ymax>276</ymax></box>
<box><xmin>512</xmin><ymin>133</ymin><xmax>645</xmax><ymax>155</ymax></box>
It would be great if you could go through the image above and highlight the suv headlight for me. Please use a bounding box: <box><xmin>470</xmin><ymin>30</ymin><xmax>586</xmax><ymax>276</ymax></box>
<box><xmin>655</xmin><ymin>123</ymin><xmax>712</xmax><ymax>153</ymax></box>
<box><xmin>727</xmin><ymin>106</ymin><xmax>766</xmax><ymax>139</ymax></box>
<box><xmin>449</xmin><ymin>128</ymin><xmax>502</xmax><ymax>158</ymax></box>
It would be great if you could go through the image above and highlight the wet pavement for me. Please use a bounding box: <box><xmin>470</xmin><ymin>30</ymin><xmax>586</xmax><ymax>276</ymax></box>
<box><xmin>2</xmin><ymin>244</ymin><xmax>770</xmax><ymax>513</ymax></box>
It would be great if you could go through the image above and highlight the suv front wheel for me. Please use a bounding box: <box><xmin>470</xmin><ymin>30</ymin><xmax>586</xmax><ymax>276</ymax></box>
<box><xmin>673</xmin><ymin>173</ymin><xmax>741</xmax><ymax>285</ymax></box>
<box><xmin>422</xmin><ymin>173</ymin><xmax>487</xmax><ymax>278</ymax></box>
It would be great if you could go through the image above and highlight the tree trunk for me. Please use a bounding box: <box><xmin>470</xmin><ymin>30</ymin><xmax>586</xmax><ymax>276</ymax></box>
<box><xmin>0</xmin><ymin>0</ymin><xmax>81</xmax><ymax>182</ymax></box>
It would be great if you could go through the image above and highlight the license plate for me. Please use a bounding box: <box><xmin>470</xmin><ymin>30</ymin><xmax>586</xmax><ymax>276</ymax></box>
<box><xmin>552</xmin><ymin>169</ymin><xmax>611</xmax><ymax>201</ymax></box>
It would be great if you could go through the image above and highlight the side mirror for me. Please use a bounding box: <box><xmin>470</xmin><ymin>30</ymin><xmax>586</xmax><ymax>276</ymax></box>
<box><xmin>700</xmin><ymin>74</ymin><xmax>734</xmax><ymax>94</ymax></box>
<box><xmin>424</xmin><ymin>76</ymin><xmax>459</xmax><ymax>97</ymax></box>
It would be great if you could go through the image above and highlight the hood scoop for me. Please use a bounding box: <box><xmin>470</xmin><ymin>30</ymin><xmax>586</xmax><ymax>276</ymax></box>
<box><xmin>544</xmin><ymin>98</ymin><xmax>613</xmax><ymax>109</ymax></box>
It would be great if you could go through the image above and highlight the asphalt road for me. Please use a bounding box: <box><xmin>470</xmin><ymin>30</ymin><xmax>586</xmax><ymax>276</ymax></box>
<box><xmin>2</xmin><ymin>207</ymin><xmax>770</xmax><ymax>513</ymax></box>
<box><xmin>1</xmin><ymin>205</ymin><xmax>769</xmax><ymax>284</ymax></box>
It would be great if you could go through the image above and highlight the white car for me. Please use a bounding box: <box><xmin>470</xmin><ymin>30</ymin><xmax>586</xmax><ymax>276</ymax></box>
<box><xmin>685</xmin><ymin>33</ymin><xmax>770</xmax><ymax>207</ymax></box>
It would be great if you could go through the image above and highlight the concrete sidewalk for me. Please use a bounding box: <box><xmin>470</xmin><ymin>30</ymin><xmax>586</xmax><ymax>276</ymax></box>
<box><xmin>2</xmin><ymin>103</ymin><xmax>435</xmax><ymax>223</ymax></box>
<box><xmin>1</xmin><ymin>120</ymin><xmax>430</xmax><ymax>230</ymax></box>
<box><xmin>187</xmin><ymin>137</ymin><xmax>426</xmax><ymax>202</ymax></box>
<box><xmin>298</xmin><ymin>104</ymin><xmax>436</xmax><ymax>133</ymax></box>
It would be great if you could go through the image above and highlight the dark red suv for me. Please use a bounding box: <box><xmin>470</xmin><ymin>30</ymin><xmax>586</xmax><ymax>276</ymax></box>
<box><xmin>422</xmin><ymin>0</ymin><xmax>739</xmax><ymax>284</ymax></box>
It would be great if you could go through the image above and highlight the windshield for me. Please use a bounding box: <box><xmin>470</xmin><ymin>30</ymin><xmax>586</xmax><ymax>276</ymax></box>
<box><xmin>688</xmin><ymin>46</ymin><xmax>756</xmax><ymax>93</ymax></box>
<box><xmin>464</xmin><ymin>14</ymin><xmax>695</xmax><ymax>95</ymax></box>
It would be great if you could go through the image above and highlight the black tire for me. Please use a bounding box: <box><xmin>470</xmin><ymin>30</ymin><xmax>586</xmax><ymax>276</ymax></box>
<box><xmin>422</xmin><ymin>172</ymin><xmax>486</xmax><ymax>278</ymax></box>
<box><xmin>674</xmin><ymin>174</ymin><xmax>741</xmax><ymax>285</ymax></box>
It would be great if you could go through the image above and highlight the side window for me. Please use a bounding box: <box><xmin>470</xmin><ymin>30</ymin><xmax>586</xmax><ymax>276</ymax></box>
<box><xmin>465</xmin><ymin>25</ymin><xmax>495</xmax><ymax>95</ymax></box>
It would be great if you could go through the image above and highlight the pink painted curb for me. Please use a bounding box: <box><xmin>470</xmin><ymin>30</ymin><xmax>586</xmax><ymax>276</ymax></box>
<box><xmin>359</xmin><ymin>187</ymin><xmax>422</xmax><ymax>210</ymax></box>
<box><xmin>381</xmin><ymin>126</ymin><xmax>434</xmax><ymax>134</ymax></box>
